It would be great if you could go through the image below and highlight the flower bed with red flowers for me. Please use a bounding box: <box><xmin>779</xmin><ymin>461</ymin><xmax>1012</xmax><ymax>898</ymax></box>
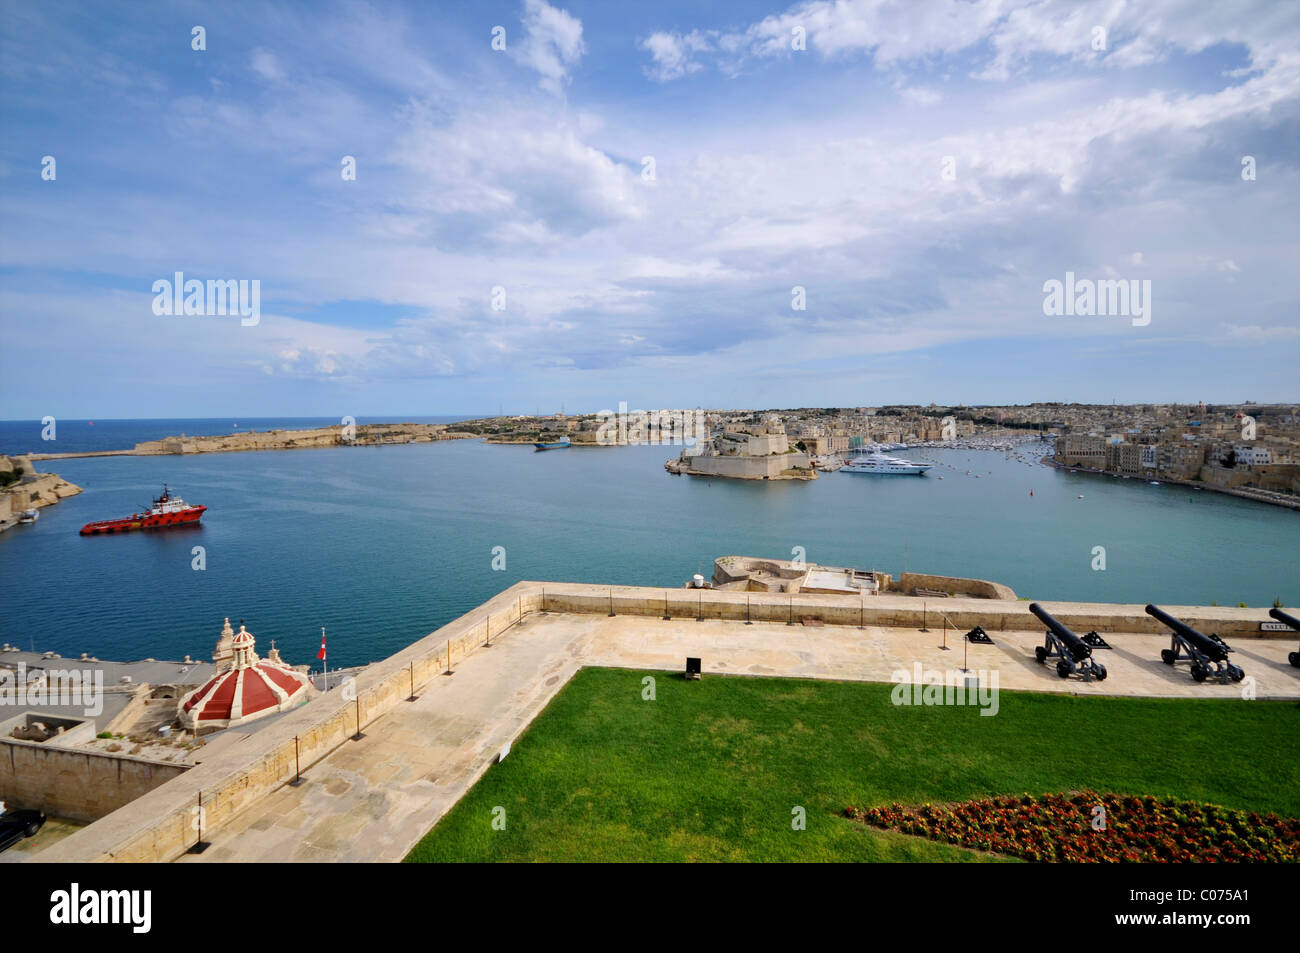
<box><xmin>844</xmin><ymin>791</ymin><xmax>1300</xmax><ymax>862</ymax></box>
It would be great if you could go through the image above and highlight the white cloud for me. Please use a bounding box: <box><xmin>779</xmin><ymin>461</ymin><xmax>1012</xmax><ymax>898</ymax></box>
<box><xmin>641</xmin><ymin>0</ymin><xmax>1300</xmax><ymax>83</ymax></box>
<box><xmin>1219</xmin><ymin>323</ymin><xmax>1300</xmax><ymax>342</ymax></box>
<box><xmin>511</xmin><ymin>0</ymin><xmax>586</xmax><ymax>94</ymax></box>
<box><xmin>895</xmin><ymin>83</ymin><xmax>942</xmax><ymax>106</ymax></box>
<box><xmin>640</xmin><ymin>30</ymin><xmax>713</xmax><ymax>82</ymax></box>
<box><xmin>250</xmin><ymin>49</ymin><xmax>286</xmax><ymax>84</ymax></box>
<box><xmin>5</xmin><ymin>0</ymin><xmax>1299</xmax><ymax>407</ymax></box>
<box><xmin>390</xmin><ymin>102</ymin><xmax>643</xmax><ymax>244</ymax></box>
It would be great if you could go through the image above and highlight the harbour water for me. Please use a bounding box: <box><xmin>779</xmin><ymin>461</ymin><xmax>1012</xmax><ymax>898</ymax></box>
<box><xmin>1</xmin><ymin>433</ymin><xmax>1296</xmax><ymax>669</ymax></box>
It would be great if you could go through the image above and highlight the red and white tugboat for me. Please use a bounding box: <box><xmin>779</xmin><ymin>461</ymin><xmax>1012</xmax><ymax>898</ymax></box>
<box><xmin>79</xmin><ymin>485</ymin><xmax>206</xmax><ymax>536</ymax></box>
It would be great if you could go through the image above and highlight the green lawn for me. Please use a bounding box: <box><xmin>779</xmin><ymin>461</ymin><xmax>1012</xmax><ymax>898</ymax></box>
<box><xmin>405</xmin><ymin>668</ymin><xmax>1300</xmax><ymax>862</ymax></box>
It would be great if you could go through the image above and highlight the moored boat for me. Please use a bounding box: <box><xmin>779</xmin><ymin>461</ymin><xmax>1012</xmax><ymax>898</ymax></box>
<box><xmin>534</xmin><ymin>436</ymin><xmax>571</xmax><ymax>451</ymax></box>
<box><xmin>80</xmin><ymin>485</ymin><xmax>206</xmax><ymax>536</ymax></box>
<box><xmin>842</xmin><ymin>453</ymin><xmax>931</xmax><ymax>476</ymax></box>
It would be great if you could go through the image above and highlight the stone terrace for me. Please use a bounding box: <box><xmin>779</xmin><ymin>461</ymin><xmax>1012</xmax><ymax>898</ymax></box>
<box><xmin>32</xmin><ymin>583</ymin><xmax>1300</xmax><ymax>863</ymax></box>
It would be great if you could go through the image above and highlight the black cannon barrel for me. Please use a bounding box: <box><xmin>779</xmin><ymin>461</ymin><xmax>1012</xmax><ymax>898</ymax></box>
<box><xmin>1145</xmin><ymin>604</ymin><xmax>1228</xmax><ymax>662</ymax></box>
<box><xmin>1029</xmin><ymin>602</ymin><xmax>1090</xmax><ymax>661</ymax></box>
<box><xmin>1269</xmin><ymin>607</ymin><xmax>1300</xmax><ymax>632</ymax></box>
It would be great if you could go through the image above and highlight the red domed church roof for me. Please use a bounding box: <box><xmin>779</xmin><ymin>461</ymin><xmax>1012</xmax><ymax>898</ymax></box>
<box><xmin>180</xmin><ymin>623</ymin><xmax>312</xmax><ymax>731</ymax></box>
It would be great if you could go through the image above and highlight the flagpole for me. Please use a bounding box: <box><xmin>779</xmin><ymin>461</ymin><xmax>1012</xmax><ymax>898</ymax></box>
<box><xmin>321</xmin><ymin>627</ymin><xmax>327</xmax><ymax>692</ymax></box>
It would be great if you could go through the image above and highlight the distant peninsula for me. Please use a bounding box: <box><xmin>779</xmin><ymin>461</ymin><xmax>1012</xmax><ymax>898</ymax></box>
<box><xmin>0</xmin><ymin>454</ymin><xmax>82</xmax><ymax>532</ymax></box>
<box><xmin>30</xmin><ymin>422</ymin><xmax>478</xmax><ymax>460</ymax></box>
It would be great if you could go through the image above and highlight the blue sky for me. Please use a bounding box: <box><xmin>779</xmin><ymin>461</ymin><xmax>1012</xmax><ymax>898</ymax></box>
<box><xmin>2</xmin><ymin>0</ymin><xmax>1298</xmax><ymax>417</ymax></box>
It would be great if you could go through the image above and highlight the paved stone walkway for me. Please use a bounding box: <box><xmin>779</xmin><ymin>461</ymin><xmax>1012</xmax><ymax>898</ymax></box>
<box><xmin>179</xmin><ymin>613</ymin><xmax>1300</xmax><ymax>862</ymax></box>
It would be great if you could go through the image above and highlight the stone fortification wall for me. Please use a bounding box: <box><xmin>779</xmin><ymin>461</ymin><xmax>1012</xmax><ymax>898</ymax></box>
<box><xmin>0</xmin><ymin>739</ymin><xmax>189</xmax><ymax>822</ymax></box>
<box><xmin>896</xmin><ymin>572</ymin><xmax>1017</xmax><ymax>600</ymax></box>
<box><xmin>536</xmin><ymin>584</ymin><xmax>1277</xmax><ymax>640</ymax></box>
<box><xmin>682</xmin><ymin>453</ymin><xmax>815</xmax><ymax>480</ymax></box>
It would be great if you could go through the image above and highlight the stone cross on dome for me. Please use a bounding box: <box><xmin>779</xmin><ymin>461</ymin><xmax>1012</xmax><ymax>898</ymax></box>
<box><xmin>267</xmin><ymin>639</ymin><xmax>285</xmax><ymax>666</ymax></box>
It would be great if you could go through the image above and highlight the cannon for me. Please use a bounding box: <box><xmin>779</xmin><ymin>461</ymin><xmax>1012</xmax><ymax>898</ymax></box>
<box><xmin>1145</xmin><ymin>604</ymin><xmax>1244</xmax><ymax>683</ymax></box>
<box><xmin>1267</xmin><ymin>608</ymin><xmax>1300</xmax><ymax>668</ymax></box>
<box><xmin>1028</xmin><ymin>603</ymin><xmax>1107</xmax><ymax>681</ymax></box>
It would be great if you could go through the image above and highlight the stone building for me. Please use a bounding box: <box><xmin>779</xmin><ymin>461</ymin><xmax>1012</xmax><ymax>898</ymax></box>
<box><xmin>1105</xmin><ymin>442</ymin><xmax>1143</xmax><ymax>475</ymax></box>
<box><xmin>1157</xmin><ymin>441</ymin><xmax>1208</xmax><ymax>479</ymax></box>
<box><xmin>1056</xmin><ymin>433</ymin><xmax>1106</xmax><ymax>468</ymax></box>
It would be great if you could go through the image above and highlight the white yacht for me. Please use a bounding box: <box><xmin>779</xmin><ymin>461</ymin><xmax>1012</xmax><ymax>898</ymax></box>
<box><xmin>842</xmin><ymin>453</ymin><xmax>932</xmax><ymax>476</ymax></box>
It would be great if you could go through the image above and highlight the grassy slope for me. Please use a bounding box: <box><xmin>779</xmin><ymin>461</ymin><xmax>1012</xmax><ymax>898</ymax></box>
<box><xmin>406</xmin><ymin>667</ymin><xmax>1300</xmax><ymax>862</ymax></box>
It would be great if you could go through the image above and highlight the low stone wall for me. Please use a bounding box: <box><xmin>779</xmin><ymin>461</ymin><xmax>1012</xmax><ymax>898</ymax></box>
<box><xmin>535</xmin><ymin>584</ymin><xmax>1273</xmax><ymax>638</ymax></box>
<box><xmin>897</xmin><ymin>572</ymin><xmax>1017</xmax><ymax>600</ymax></box>
<box><xmin>0</xmin><ymin>739</ymin><xmax>189</xmax><ymax>822</ymax></box>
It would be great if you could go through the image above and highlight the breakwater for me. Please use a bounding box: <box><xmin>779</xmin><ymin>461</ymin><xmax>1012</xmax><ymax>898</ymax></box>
<box><xmin>29</xmin><ymin>423</ymin><xmax>475</xmax><ymax>461</ymax></box>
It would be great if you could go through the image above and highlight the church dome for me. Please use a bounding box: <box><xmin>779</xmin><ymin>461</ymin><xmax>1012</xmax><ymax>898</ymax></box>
<box><xmin>180</xmin><ymin>623</ymin><xmax>312</xmax><ymax>731</ymax></box>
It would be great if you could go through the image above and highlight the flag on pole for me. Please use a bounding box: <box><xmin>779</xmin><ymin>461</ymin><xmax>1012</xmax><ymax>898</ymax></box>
<box><xmin>318</xmin><ymin>628</ymin><xmax>326</xmax><ymax>660</ymax></box>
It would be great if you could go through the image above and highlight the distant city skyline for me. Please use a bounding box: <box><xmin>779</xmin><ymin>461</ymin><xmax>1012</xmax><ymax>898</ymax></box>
<box><xmin>3</xmin><ymin>0</ymin><xmax>1299</xmax><ymax>417</ymax></box>
<box><xmin>7</xmin><ymin>394</ymin><xmax>1300</xmax><ymax>427</ymax></box>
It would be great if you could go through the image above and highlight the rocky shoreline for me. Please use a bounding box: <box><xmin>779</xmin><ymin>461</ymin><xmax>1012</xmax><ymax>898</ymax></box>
<box><xmin>0</xmin><ymin>454</ymin><xmax>82</xmax><ymax>532</ymax></box>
